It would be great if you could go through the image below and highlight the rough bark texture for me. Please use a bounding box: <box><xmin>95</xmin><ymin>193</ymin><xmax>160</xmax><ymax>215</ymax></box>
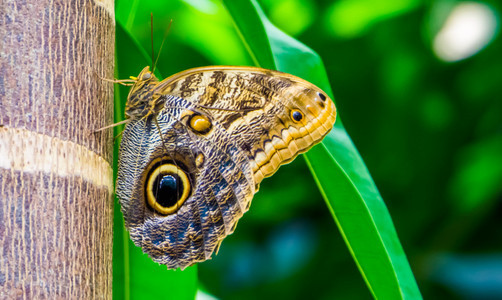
<box><xmin>0</xmin><ymin>0</ymin><xmax>115</xmax><ymax>298</ymax></box>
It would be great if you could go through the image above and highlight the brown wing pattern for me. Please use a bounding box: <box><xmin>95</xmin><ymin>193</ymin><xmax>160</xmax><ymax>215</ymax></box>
<box><xmin>117</xmin><ymin>66</ymin><xmax>336</xmax><ymax>270</ymax></box>
<box><xmin>153</xmin><ymin>66</ymin><xmax>337</xmax><ymax>184</ymax></box>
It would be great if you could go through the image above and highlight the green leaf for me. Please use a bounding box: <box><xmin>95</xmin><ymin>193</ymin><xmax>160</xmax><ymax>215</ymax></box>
<box><xmin>223</xmin><ymin>0</ymin><xmax>422</xmax><ymax>298</ymax></box>
<box><xmin>223</xmin><ymin>0</ymin><xmax>276</xmax><ymax>68</ymax></box>
<box><xmin>113</xmin><ymin>20</ymin><xmax>198</xmax><ymax>300</ymax></box>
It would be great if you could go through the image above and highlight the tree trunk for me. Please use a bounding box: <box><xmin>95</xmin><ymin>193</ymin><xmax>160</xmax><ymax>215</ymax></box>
<box><xmin>0</xmin><ymin>0</ymin><xmax>115</xmax><ymax>298</ymax></box>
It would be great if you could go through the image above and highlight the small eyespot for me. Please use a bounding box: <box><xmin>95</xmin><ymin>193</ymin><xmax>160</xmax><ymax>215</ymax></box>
<box><xmin>189</xmin><ymin>114</ymin><xmax>212</xmax><ymax>134</ymax></box>
<box><xmin>145</xmin><ymin>162</ymin><xmax>191</xmax><ymax>215</ymax></box>
<box><xmin>317</xmin><ymin>92</ymin><xmax>326</xmax><ymax>101</ymax></box>
<box><xmin>291</xmin><ymin>109</ymin><xmax>304</xmax><ymax>122</ymax></box>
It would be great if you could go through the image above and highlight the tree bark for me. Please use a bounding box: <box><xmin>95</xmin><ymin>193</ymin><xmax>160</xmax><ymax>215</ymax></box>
<box><xmin>0</xmin><ymin>0</ymin><xmax>115</xmax><ymax>298</ymax></box>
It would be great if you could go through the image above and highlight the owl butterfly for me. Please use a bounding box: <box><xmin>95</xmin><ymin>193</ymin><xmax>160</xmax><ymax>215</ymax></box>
<box><xmin>116</xmin><ymin>65</ymin><xmax>336</xmax><ymax>270</ymax></box>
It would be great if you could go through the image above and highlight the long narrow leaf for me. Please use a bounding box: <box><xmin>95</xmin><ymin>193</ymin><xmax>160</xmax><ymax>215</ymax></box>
<box><xmin>223</xmin><ymin>0</ymin><xmax>422</xmax><ymax>298</ymax></box>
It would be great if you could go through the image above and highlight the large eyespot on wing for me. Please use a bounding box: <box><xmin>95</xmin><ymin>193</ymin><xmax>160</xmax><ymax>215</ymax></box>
<box><xmin>144</xmin><ymin>157</ymin><xmax>192</xmax><ymax>215</ymax></box>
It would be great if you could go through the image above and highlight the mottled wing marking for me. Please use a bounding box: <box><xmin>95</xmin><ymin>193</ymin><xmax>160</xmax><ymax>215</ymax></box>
<box><xmin>220</xmin><ymin>113</ymin><xmax>242</xmax><ymax>130</ymax></box>
<box><xmin>179</xmin><ymin>73</ymin><xmax>203</xmax><ymax>100</ymax></box>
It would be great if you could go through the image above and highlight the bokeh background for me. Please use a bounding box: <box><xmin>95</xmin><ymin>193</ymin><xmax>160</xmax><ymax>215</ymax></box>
<box><xmin>115</xmin><ymin>0</ymin><xmax>502</xmax><ymax>298</ymax></box>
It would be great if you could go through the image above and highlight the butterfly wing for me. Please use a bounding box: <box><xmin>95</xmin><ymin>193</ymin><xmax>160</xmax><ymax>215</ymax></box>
<box><xmin>156</xmin><ymin>66</ymin><xmax>337</xmax><ymax>184</ymax></box>
<box><xmin>116</xmin><ymin>66</ymin><xmax>336</xmax><ymax>270</ymax></box>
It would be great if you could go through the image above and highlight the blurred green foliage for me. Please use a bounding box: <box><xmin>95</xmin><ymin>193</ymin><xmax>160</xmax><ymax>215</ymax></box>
<box><xmin>114</xmin><ymin>0</ymin><xmax>502</xmax><ymax>299</ymax></box>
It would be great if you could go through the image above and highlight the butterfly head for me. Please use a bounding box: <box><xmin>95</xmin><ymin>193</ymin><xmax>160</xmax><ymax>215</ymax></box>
<box><xmin>125</xmin><ymin>66</ymin><xmax>161</xmax><ymax>119</ymax></box>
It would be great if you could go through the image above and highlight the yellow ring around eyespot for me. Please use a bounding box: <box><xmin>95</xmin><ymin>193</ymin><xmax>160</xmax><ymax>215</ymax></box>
<box><xmin>189</xmin><ymin>114</ymin><xmax>212</xmax><ymax>134</ymax></box>
<box><xmin>146</xmin><ymin>164</ymin><xmax>190</xmax><ymax>215</ymax></box>
<box><xmin>290</xmin><ymin>109</ymin><xmax>304</xmax><ymax>123</ymax></box>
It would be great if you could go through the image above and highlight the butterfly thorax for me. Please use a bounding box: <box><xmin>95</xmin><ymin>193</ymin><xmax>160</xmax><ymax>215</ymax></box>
<box><xmin>125</xmin><ymin>66</ymin><xmax>164</xmax><ymax>119</ymax></box>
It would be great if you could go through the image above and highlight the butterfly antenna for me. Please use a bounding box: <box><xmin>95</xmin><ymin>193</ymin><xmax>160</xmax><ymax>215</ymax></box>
<box><xmin>93</xmin><ymin>119</ymin><xmax>131</xmax><ymax>133</ymax></box>
<box><xmin>153</xmin><ymin>19</ymin><xmax>173</xmax><ymax>73</ymax></box>
<box><xmin>151</xmin><ymin>12</ymin><xmax>155</xmax><ymax>70</ymax></box>
<box><xmin>113</xmin><ymin>130</ymin><xmax>125</xmax><ymax>142</ymax></box>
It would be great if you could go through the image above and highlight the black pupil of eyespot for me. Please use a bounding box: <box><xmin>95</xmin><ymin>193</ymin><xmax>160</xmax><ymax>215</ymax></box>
<box><xmin>318</xmin><ymin>92</ymin><xmax>326</xmax><ymax>101</ymax></box>
<box><xmin>153</xmin><ymin>174</ymin><xmax>183</xmax><ymax>208</ymax></box>
<box><xmin>292</xmin><ymin>111</ymin><xmax>303</xmax><ymax>121</ymax></box>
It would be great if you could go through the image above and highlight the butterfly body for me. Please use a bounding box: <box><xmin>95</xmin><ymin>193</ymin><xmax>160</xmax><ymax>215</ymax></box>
<box><xmin>117</xmin><ymin>66</ymin><xmax>336</xmax><ymax>269</ymax></box>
